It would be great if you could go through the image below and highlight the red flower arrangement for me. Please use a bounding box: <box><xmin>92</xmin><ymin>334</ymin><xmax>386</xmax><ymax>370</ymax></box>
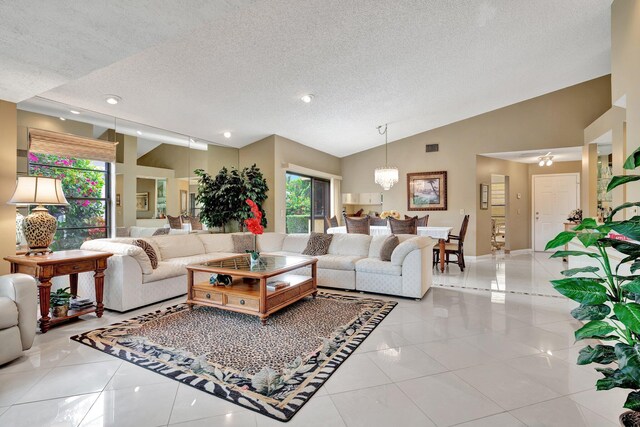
<box><xmin>244</xmin><ymin>199</ymin><xmax>264</xmax><ymax>261</ymax></box>
<box><xmin>244</xmin><ymin>199</ymin><xmax>264</xmax><ymax>235</ymax></box>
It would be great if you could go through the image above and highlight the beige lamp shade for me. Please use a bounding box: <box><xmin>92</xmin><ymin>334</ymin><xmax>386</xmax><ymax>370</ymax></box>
<box><xmin>8</xmin><ymin>176</ymin><xmax>69</xmax><ymax>206</ymax></box>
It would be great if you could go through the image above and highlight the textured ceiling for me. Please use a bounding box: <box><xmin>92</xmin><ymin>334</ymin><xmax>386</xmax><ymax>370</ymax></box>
<box><xmin>6</xmin><ymin>0</ymin><xmax>611</xmax><ymax>157</ymax></box>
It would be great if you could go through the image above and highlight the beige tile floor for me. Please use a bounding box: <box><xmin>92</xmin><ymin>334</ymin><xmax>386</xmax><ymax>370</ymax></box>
<box><xmin>0</xmin><ymin>253</ymin><xmax>623</xmax><ymax>426</ymax></box>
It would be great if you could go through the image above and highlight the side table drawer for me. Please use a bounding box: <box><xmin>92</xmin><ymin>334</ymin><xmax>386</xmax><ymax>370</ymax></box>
<box><xmin>193</xmin><ymin>289</ymin><xmax>223</xmax><ymax>304</ymax></box>
<box><xmin>226</xmin><ymin>294</ymin><xmax>259</xmax><ymax>312</ymax></box>
<box><xmin>55</xmin><ymin>260</ymin><xmax>95</xmax><ymax>275</ymax></box>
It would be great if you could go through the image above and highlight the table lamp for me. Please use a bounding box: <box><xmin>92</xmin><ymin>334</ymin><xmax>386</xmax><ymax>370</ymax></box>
<box><xmin>8</xmin><ymin>176</ymin><xmax>68</xmax><ymax>256</ymax></box>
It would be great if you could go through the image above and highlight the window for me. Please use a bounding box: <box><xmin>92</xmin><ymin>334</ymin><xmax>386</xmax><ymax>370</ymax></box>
<box><xmin>285</xmin><ymin>172</ymin><xmax>331</xmax><ymax>233</ymax></box>
<box><xmin>28</xmin><ymin>153</ymin><xmax>110</xmax><ymax>250</ymax></box>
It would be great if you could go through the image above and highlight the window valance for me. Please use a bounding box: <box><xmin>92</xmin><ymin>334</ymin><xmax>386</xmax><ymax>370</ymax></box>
<box><xmin>28</xmin><ymin>128</ymin><xmax>117</xmax><ymax>163</ymax></box>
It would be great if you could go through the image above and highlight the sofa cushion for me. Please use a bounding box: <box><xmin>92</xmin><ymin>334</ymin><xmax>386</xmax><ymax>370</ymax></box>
<box><xmin>316</xmin><ymin>255</ymin><xmax>364</xmax><ymax>271</ymax></box>
<box><xmin>151</xmin><ymin>234</ymin><xmax>206</xmax><ymax>260</ymax></box>
<box><xmin>136</xmin><ymin>237</ymin><xmax>163</xmax><ymax>262</ymax></box>
<box><xmin>302</xmin><ymin>233</ymin><xmax>333</xmax><ymax>256</ymax></box>
<box><xmin>380</xmin><ymin>235</ymin><xmax>400</xmax><ymax>261</ymax></box>
<box><xmin>327</xmin><ymin>233</ymin><xmax>371</xmax><ymax>257</ymax></box>
<box><xmin>153</xmin><ymin>228</ymin><xmax>170</xmax><ymax>236</ymax></box>
<box><xmin>282</xmin><ymin>234</ymin><xmax>310</xmax><ymax>254</ymax></box>
<box><xmin>142</xmin><ymin>262</ymin><xmax>186</xmax><ymax>283</ymax></box>
<box><xmin>133</xmin><ymin>239</ymin><xmax>158</xmax><ymax>269</ymax></box>
<box><xmin>257</xmin><ymin>233</ymin><xmax>287</xmax><ymax>252</ymax></box>
<box><xmin>198</xmin><ymin>234</ymin><xmax>234</xmax><ymax>253</ymax></box>
<box><xmin>232</xmin><ymin>233</ymin><xmax>256</xmax><ymax>253</ymax></box>
<box><xmin>368</xmin><ymin>235</ymin><xmax>390</xmax><ymax>259</ymax></box>
<box><xmin>0</xmin><ymin>297</ymin><xmax>18</xmax><ymax>329</ymax></box>
<box><xmin>355</xmin><ymin>258</ymin><xmax>402</xmax><ymax>276</ymax></box>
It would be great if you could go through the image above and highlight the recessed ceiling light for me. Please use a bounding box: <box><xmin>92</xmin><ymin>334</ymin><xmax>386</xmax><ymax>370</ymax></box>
<box><xmin>300</xmin><ymin>94</ymin><xmax>314</xmax><ymax>103</ymax></box>
<box><xmin>136</xmin><ymin>130</ymin><xmax>142</xmax><ymax>136</ymax></box>
<box><xmin>223</xmin><ymin>131</ymin><xmax>231</xmax><ymax>138</ymax></box>
<box><xmin>69</xmin><ymin>110</ymin><xmax>80</xmax><ymax>115</ymax></box>
<box><xmin>104</xmin><ymin>95</ymin><xmax>121</xmax><ymax>105</ymax></box>
<box><xmin>59</xmin><ymin>117</ymin><xmax>66</xmax><ymax>121</ymax></box>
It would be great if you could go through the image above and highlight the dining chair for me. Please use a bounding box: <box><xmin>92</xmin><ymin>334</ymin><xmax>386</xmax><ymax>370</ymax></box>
<box><xmin>344</xmin><ymin>214</ymin><xmax>370</xmax><ymax>234</ymax></box>
<box><xmin>369</xmin><ymin>216</ymin><xmax>388</xmax><ymax>226</ymax></box>
<box><xmin>167</xmin><ymin>214</ymin><xmax>182</xmax><ymax>229</ymax></box>
<box><xmin>434</xmin><ymin>215</ymin><xmax>470</xmax><ymax>271</ymax></box>
<box><xmin>389</xmin><ymin>217</ymin><xmax>417</xmax><ymax>234</ymax></box>
<box><xmin>190</xmin><ymin>215</ymin><xmax>204</xmax><ymax>231</ymax></box>
<box><xmin>405</xmin><ymin>214</ymin><xmax>429</xmax><ymax>227</ymax></box>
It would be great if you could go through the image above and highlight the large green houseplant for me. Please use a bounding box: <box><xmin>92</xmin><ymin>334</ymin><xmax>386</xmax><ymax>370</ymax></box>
<box><xmin>546</xmin><ymin>146</ymin><xmax>640</xmax><ymax>426</ymax></box>
<box><xmin>194</xmin><ymin>164</ymin><xmax>268</xmax><ymax>232</ymax></box>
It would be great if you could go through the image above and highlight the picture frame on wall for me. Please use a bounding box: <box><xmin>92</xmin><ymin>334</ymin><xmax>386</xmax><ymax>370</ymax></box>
<box><xmin>136</xmin><ymin>192</ymin><xmax>149</xmax><ymax>211</ymax></box>
<box><xmin>116</xmin><ymin>194</ymin><xmax>121</xmax><ymax>207</ymax></box>
<box><xmin>407</xmin><ymin>171</ymin><xmax>448</xmax><ymax>211</ymax></box>
<box><xmin>480</xmin><ymin>183</ymin><xmax>489</xmax><ymax>210</ymax></box>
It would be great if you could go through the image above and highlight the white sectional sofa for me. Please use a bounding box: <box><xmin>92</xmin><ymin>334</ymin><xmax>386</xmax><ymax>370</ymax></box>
<box><xmin>77</xmin><ymin>232</ymin><xmax>435</xmax><ymax>312</ymax></box>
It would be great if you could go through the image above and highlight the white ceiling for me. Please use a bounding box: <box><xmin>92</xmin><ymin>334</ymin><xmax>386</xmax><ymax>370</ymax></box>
<box><xmin>483</xmin><ymin>144</ymin><xmax>612</xmax><ymax>164</ymax></box>
<box><xmin>483</xmin><ymin>147</ymin><xmax>584</xmax><ymax>163</ymax></box>
<box><xmin>2</xmin><ymin>1</ymin><xmax>612</xmax><ymax>157</ymax></box>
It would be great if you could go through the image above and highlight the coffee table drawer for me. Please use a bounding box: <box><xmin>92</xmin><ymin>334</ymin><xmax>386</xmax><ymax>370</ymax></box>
<box><xmin>55</xmin><ymin>260</ymin><xmax>95</xmax><ymax>275</ymax></box>
<box><xmin>226</xmin><ymin>294</ymin><xmax>259</xmax><ymax>312</ymax></box>
<box><xmin>193</xmin><ymin>289</ymin><xmax>223</xmax><ymax>304</ymax></box>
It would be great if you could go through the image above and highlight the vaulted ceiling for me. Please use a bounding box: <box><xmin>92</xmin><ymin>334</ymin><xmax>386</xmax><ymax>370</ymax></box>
<box><xmin>2</xmin><ymin>0</ymin><xmax>611</xmax><ymax>157</ymax></box>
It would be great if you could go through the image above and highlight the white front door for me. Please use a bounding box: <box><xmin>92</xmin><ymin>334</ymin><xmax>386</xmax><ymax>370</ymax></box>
<box><xmin>533</xmin><ymin>174</ymin><xmax>580</xmax><ymax>252</ymax></box>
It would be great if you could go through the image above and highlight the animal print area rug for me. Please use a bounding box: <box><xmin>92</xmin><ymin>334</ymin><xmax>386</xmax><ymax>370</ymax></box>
<box><xmin>72</xmin><ymin>292</ymin><xmax>396</xmax><ymax>422</ymax></box>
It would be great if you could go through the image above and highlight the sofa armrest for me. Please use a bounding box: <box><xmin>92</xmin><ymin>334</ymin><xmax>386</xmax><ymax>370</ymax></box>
<box><xmin>391</xmin><ymin>236</ymin><xmax>435</xmax><ymax>266</ymax></box>
<box><xmin>81</xmin><ymin>240</ymin><xmax>153</xmax><ymax>274</ymax></box>
<box><xmin>0</xmin><ymin>274</ymin><xmax>37</xmax><ymax>350</ymax></box>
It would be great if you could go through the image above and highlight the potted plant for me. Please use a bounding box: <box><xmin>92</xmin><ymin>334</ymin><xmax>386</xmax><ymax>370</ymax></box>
<box><xmin>545</xmin><ymin>146</ymin><xmax>640</xmax><ymax>426</ymax></box>
<box><xmin>50</xmin><ymin>287</ymin><xmax>72</xmax><ymax>317</ymax></box>
<box><xmin>194</xmin><ymin>164</ymin><xmax>268</xmax><ymax>232</ymax></box>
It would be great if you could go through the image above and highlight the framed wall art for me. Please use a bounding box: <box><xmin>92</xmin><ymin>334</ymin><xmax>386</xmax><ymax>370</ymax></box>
<box><xmin>136</xmin><ymin>192</ymin><xmax>149</xmax><ymax>211</ymax></box>
<box><xmin>407</xmin><ymin>171</ymin><xmax>448</xmax><ymax>211</ymax></box>
<box><xmin>480</xmin><ymin>183</ymin><xmax>489</xmax><ymax>210</ymax></box>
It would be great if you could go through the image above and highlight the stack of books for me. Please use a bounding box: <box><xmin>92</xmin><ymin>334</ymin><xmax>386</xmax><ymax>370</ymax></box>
<box><xmin>266</xmin><ymin>280</ymin><xmax>290</xmax><ymax>290</ymax></box>
<box><xmin>69</xmin><ymin>297</ymin><xmax>93</xmax><ymax>310</ymax></box>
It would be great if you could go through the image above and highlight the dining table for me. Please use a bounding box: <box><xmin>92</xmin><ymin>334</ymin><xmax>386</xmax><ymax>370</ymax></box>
<box><xmin>327</xmin><ymin>225</ymin><xmax>453</xmax><ymax>272</ymax></box>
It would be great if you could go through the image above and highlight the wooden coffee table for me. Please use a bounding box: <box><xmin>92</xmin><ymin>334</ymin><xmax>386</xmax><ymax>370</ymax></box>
<box><xmin>186</xmin><ymin>254</ymin><xmax>317</xmax><ymax>325</ymax></box>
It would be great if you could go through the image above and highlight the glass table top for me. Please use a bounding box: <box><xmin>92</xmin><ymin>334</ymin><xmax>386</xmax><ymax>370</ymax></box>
<box><xmin>195</xmin><ymin>254</ymin><xmax>311</xmax><ymax>273</ymax></box>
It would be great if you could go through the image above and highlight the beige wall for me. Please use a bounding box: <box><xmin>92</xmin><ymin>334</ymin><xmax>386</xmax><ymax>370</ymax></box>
<box><xmin>207</xmin><ymin>145</ymin><xmax>239</xmax><ymax>174</ymax></box>
<box><xmin>612</xmin><ymin>0</ymin><xmax>640</xmax><ymax>210</ymax></box>
<box><xmin>477</xmin><ymin>156</ymin><xmax>530</xmax><ymax>255</ymax></box>
<box><xmin>239</xmin><ymin>136</ymin><xmax>276</xmax><ymax>231</ymax></box>
<box><xmin>341</xmin><ymin>76</ymin><xmax>611</xmax><ymax>256</ymax></box>
<box><xmin>137</xmin><ymin>144</ymin><xmax>198</xmax><ymax>178</ymax></box>
<box><xmin>0</xmin><ymin>101</ymin><xmax>17</xmax><ymax>274</ymax></box>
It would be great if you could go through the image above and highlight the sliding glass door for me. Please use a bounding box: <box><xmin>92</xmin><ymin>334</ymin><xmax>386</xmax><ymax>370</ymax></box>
<box><xmin>285</xmin><ymin>172</ymin><xmax>330</xmax><ymax>233</ymax></box>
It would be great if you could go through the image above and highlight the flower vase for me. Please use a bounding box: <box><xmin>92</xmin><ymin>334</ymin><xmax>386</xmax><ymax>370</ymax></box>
<box><xmin>249</xmin><ymin>252</ymin><xmax>261</xmax><ymax>269</ymax></box>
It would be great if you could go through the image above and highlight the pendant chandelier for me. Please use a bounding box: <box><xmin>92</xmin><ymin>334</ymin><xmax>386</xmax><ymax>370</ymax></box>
<box><xmin>374</xmin><ymin>124</ymin><xmax>399</xmax><ymax>190</ymax></box>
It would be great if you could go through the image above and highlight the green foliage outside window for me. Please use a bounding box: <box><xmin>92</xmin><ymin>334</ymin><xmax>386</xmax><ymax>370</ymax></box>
<box><xmin>28</xmin><ymin>152</ymin><xmax>108</xmax><ymax>250</ymax></box>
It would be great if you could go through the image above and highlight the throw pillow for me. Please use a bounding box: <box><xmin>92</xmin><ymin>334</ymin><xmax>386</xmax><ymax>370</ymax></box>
<box><xmin>152</xmin><ymin>227</ymin><xmax>170</xmax><ymax>236</ymax></box>
<box><xmin>379</xmin><ymin>234</ymin><xmax>400</xmax><ymax>261</ymax></box>
<box><xmin>133</xmin><ymin>239</ymin><xmax>159</xmax><ymax>269</ymax></box>
<box><xmin>232</xmin><ymin>234</ymin><xmax>256</xmax><ymax>253</ymax></box>
<box><xmin>302</xmin><ymin>232</ymin><xmax>333</xmax><ymax>256</ymax></box>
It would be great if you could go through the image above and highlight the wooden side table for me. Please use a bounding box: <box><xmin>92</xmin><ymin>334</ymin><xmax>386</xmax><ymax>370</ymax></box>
<box><xmin>4</xmin><ymin>250</ymin><xmax>112</xmax><ymax>333</ymax></box>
